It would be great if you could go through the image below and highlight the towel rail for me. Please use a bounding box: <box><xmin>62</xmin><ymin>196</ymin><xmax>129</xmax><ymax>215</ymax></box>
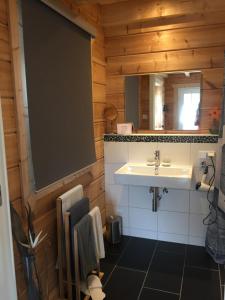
<box><xmin>57</xmin><ymin>196</ymin><xmax>104</xmax><ymax>300</ymax></box>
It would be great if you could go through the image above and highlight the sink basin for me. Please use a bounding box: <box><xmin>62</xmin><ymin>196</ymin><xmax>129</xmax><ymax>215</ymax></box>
<box><xmin>114</xmin><ymin>163</ymin><xmax>193</xmax><ymax>189</ymax></box>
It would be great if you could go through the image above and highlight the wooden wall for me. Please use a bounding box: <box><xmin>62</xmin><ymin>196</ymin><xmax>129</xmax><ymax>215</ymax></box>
<box><xmin>2</xmin><ymin>0</ymin><xmax>106</xmax><ymax>299</ymax></box>
<box><xmin>102</xmin><ymin>0</ymin><xmax>225</xmax><ymax>131</ymax></box>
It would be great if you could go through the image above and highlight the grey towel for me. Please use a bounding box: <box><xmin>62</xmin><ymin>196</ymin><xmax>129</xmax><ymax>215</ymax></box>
<box><xmin>69</xmin><ymin>197</ymin><xmax>90</xmax><ymax>276</ymax></box>
<box><xmin>69</xmin><ymin>197</ymin><xmax>90</xmax><ymax>228</ymax></box>
<box><xmin>76</xmin><ymin>214</ymin><xmax>98</xmax><ymax>281</ymax></box>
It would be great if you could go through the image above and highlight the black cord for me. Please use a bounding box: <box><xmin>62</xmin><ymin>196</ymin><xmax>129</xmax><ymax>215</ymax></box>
<box><xmin>203</xmin><ymin>157</ymin><xmax>217</xmax><ymax>226</ymax></box>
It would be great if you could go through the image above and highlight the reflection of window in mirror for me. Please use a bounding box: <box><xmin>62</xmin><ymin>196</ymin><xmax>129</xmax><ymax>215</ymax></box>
<box><xmin>177</xmin><ymin>86</ymin><xmax>200</xmax><ymax>130</ymax></box>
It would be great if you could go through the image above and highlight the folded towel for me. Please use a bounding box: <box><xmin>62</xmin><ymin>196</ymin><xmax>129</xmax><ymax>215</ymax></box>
<box><xmin>60</xmin><ymin>184</ymin><xmax>84</xmax><ymax>220</ymax></box>
<box><xmin>89</xmin><ymin>207</ymin><xmax>105</xmax><ymax>261</ymax></box>
<box><xmin>76</xmin><ymin>214</ymin><xmax>98</xmax><ymax>281</ymax></box>
<box><xmin>69</xmin><ymin>197</ymin><xmax>90</xmax><ymax>274</ymax></box>
<box><xmin>69</xmin><ymin>197</ymin><xmax>89</xmax><ymax>229</ymax></box>
<box><xmin>57</xmin><ymin>185</ymin><xmax>84</xmax><ymax>270</ymax></box>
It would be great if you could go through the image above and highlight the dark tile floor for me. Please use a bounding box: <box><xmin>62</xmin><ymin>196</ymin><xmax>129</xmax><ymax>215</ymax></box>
<box><xmin>100</xmin><ymin>236</ymin><xmax>225</xmax><ymax>300</ymax></box>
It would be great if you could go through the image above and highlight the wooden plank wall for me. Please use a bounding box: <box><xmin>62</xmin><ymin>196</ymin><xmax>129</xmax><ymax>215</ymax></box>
<box><xmin>102</xmin><ymin>0</ymin><xmax>225</xmax><ymax>131</ymax></box>
<box><xmin>2</xmin><ymin>0</ymin><xmax>106</xmax><ymax>299</ymax></box>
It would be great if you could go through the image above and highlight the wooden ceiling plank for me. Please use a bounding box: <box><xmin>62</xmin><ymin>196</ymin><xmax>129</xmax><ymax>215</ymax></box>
<box><xmin>101</xmin><ymin>0</ymin><xmax>225</xmax><ymax>27</ymax></box>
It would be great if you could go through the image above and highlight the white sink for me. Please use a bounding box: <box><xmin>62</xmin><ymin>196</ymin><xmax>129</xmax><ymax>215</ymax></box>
<box><xmin>114</xmin><ymin>163</ymin><xmax>193</xmax><ymax>189</ymax></box>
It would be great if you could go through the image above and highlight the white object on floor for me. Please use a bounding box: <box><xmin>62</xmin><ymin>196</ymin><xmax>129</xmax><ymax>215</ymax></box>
<box><xmin>59</xmin><ymin>184</ymin><xmax>84</xmax><ymax>219</ymax></box>
<box><xmin>80</xmin><ymin>275</ymin><xmax>106</xmax><ymax>299</ymax></box>
<box><xmin>89</xmin><ymin>207</ymin><xmax>105</xmax><ymax>260</ymax></box>
<box><xmin>88</xmin><ymin>275</ymin><xmax>106</xmax><ymax>300</ymax></box>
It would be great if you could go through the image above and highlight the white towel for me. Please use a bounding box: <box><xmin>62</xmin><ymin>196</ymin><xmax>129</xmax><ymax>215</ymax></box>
<box><xmin>59</xmin><ymin>184</ymin><xmax>83</xmax><ymax>221</ymax></box>
<box><xmin>89</xmin><ymin>207</ymin><xmax>105</xmax><ymax>260</ymax></box>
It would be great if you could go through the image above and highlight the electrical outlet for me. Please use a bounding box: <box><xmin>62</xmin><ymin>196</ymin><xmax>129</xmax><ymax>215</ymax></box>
<box><xmin>207</xmin><ymin>151</ymin><xmax>216</xmax><ymax>158</ymax></box>
<box><xmin>198</xmin><ymin>151</ymin><xmax>208</xmax><ymax>159</ymax></box>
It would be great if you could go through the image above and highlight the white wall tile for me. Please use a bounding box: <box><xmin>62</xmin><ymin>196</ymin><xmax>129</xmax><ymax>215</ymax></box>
<box><xmin>123</xmin><ymin>227</ymin><xmax>130</xmax><ymax>236</ymax></box>
<box><xmin>190</xmin><ymin>191</ymin><xmax>211</xmax><ymax>215</ymax></box>
<box><xmin>215</xmin><ymin>138</ymin><xmax>222</xmax><ymax>188</ymax></box>
<box><xmin>129</xmin><ymin>207</ymin><xmax>157</xmax><ymax>231</ymax></box>
<box><xmin>105</xmin><ymin>163</ymin><xmax>124</xmax><ymax>185</ymax></box>
<box><xmin>129</xmin><ymin>227</ymin><xmax>157</xmax><ymax>240</ymax></box>
<box><xmin>157</xmin><ymin>143</ymin><xmax>191</xmax><ymax>165</ymax></box>
<box><xmin>189</xmin><ymin>214</ymin><xmax>207</xmax><ymax>238</ymax></box>
<box><xmin>128</xmin><ymin>142</ymin><xmax>157</xmax><ymax>163</ymax></box>
<box><xmin>104</xmin><ymin>142</ymin><xmax>128</xmax><ymax>163</ymax></box>
<box><xmin>106</xmin><ymin>205</ymin><xmax>129</xmax><ymax>227</ymax></box>
<box><xmin>129</xmin><ymin>186</ymin><xmax>152</xmax><ymax>209</ymax></box>
<box><xmin>105</xmin><ymin>184</ymin><xmax>128</xmax><ymax>207</ymax></box>
<box><xmin>158</xmin><ymin>211</ymin><xmax>189</xmax><ymax>235</ymax></box>
<box><xmin>189</xmin><ymin>236</ymin><xmax>205</xmax><ymax>247</ymax></box>
<box><xmin>158</xmin><ymin>232</ymin><xmax>188</xmax><ymax>244</ymax></box>
<box><xmin>158</xmin><ymin>189</ymin><xmax>189</xmax><ymax>213</ymax></box>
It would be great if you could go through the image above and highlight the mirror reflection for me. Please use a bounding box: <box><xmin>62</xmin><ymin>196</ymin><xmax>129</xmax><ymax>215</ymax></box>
<box><xmin>125</xmin><ymin>71</ymin><xmax>201</xmax><ymax>131</ymax></box>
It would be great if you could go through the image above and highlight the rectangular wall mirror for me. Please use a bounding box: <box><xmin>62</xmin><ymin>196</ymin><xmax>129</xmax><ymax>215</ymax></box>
<box><xmin>125</xmin><ymin>71</ymin><xmax>202</xmax><ymax>131</ymax></box>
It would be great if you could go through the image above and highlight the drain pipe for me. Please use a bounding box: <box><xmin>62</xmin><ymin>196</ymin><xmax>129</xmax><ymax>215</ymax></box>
<box><xmin>149</xmin><ymin>187</ymin><xmax>168</xmax><ymax>212</ymax></box>
<box><xmin>149</xmin><ymin>187</ymin><xmax>161</xmax><ymax>212</ymax></box>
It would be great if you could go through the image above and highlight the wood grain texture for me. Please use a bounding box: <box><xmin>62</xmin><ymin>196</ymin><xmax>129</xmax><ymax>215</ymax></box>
<box><xmin>107</xmin><ymin>46</ymin><xmax>225</xmax><ymax>76</ymax></box>
<box><xmin>102</xmin><ymin>0</ymin><xmax>225</xmax><ymax>27</ymax></box>
<box><xmin>105</xmin><ymin>24</ymin><xmax>225</xmax><ymax>57</ymax></box>
<box><xmin>94</xmin><ymin>121</ymin><xmax>105</xmax><ymax>140</ymax></box>
<box><xmin>1</xmin><ymin>97</ymin><xmax>16</xmax><ymax>133</ymax></box>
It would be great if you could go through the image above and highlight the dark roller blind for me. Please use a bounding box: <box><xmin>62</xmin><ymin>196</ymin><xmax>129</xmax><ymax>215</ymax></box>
<box><xmin>21</xmin><ymin>0</ymin><xmax>96</xmax><ymax>190</ymax></box>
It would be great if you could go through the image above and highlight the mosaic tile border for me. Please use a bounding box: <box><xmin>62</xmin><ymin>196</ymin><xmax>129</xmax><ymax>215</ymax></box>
<box><xmin>104</xmin><ymin>134</ymin><xmax>218</xmax><ymax>143</ymax></box>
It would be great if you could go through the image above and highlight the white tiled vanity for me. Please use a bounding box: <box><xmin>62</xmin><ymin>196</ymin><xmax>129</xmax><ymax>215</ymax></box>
<box><xmin>104</xmin><ymin>134</ymin><xmax>219</xmax><ymax>246</ymax></box>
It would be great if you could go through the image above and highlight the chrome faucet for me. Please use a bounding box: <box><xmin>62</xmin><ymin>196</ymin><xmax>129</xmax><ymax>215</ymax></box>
<box><xmin>154</xmin><ymin>150</ymin><xmax>160</xmax><ymax>175</ymax></box>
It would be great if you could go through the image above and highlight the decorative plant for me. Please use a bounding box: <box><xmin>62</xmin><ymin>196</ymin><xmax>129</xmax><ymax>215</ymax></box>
<box><xmin>10</xmin><ymin>203</ymin><xmax>47</xmax><ymax>300</ymax></box>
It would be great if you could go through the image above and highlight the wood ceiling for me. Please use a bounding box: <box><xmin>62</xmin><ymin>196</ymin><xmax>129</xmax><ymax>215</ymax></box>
<box><xmin>74</xmin><ymin>0</ymin><xmax>129</xmax><ymax>4</ymax></box>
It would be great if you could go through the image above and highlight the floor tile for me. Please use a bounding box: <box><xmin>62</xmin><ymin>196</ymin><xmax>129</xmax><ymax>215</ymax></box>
<box><xmin>100</xmin><ymin>260</ymin><xmax>115</xmax><ymax>286</ymax></box>
<box><xmin>139</xmin><ymin>288</ymin><xmax>179</xmax><ymax>300</ymax></box>
<box><xmin>145</xmin><ymin>251</ymin><xmax>184</xmax><ymax>293</ymax></box>
<box><xmin>104</xmin><ymin>235</ymin><xmax>130</xmax><ymax>255</ymax></box>
<box><xmin>186</xmin><ymin>245</ymin><xmax>218</xmax><ymax>270</ymax></box>
<box><xmin>104</xmin><ymin>267</ymin><xmax>145</xmax><ymax>300</ymax></box>
<box><xmin>181</xmin><ymin>267</ymin><xmax>221</xmax><ymax>300</ymax></box>
<box><xmin>157</xmin><ymin>241</ymin><xmax>186</xmax><ymax>255</ymax></box>
<box><xmin>118</xmin><ymin>237</ymin><xmax>156</xmax><ymax>271</ymax></box>
<box><xmin>102</xmin><ymin>251</ymin><xmax>121</xmax><ymax>265</ymax></box>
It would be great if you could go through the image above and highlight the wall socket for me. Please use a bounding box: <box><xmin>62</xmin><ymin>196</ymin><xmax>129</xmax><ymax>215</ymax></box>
<box><xmin>198</xmin><ymin>151</ymin><xmax>216</xmax><ymax>168</ymax></box>
<box><xmin>198</xmin><ymin>150</ymin><xmax>215</xmax><ymax>159</ymax></box>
